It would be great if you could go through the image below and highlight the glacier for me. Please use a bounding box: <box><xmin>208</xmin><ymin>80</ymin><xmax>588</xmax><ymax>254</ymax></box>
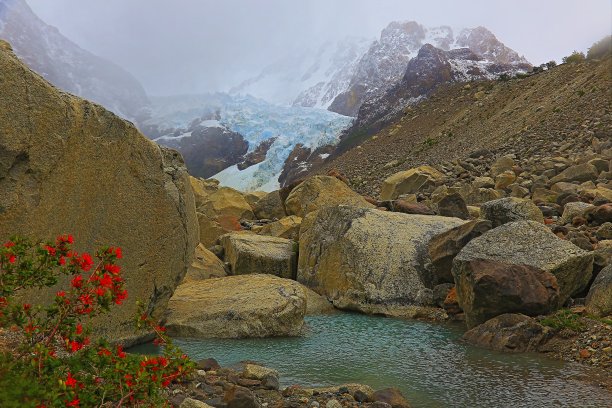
<box><xmin>143</xmin><ymin>93</ymin><xmax>353</xmax><ymax>192</ymax></box>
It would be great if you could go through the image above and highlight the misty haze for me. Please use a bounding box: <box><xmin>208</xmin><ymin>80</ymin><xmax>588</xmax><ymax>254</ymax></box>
<box><xmin>0</xmin><ymin>0</ymin><xmax>611</xmax><ymax>407</ymax></box>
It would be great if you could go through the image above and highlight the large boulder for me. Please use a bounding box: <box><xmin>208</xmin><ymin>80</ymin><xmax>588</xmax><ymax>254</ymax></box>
<box><xmin>182</xmin><ymin>243</ymin><xmax>227</xmax><ymax>283</ymax></box>
<box><xmin>453</xmin><ymin>221</ymin><xmax>593</xmax><ymax>327</ymax></box>
<box><xmin>427</xmin><ymin>220</ymin><xmax>493</xmax><ymax>285</ymax></box>
<box><xmin>197</xmin><ymin>187</ymin><xmax>254</xmax><ymax>247</ymax></box>
<box><xmin>220</xmin><ymin>233</ymin><xmax>297</xmax><ymax>279</ymax></box>
<box><xmin>585</xmin><ymin>265</ymin><xmax>612</xmax><ymax>317</ymax></box>
<box><xmin>252</xmin><ymin>190</ymin><xmax>285</xmax><ymax>220</ymax></box>
<box><xmin>165</xmin><ymin>275</ymin><xmax>306</xmax><ymax>338</ymax></box>
<box><xmin>560</xmin><ymin>202</ymin><xmax>594</xmax><ymax>224</ymax></box>
<box><xmin>550</xmin><ymin>163</ymin><xmax>599</xmax><ymax>184</ymax></box>
<box><xmin>462</xmin><ymin>314</ymin><xmax>552</xmax><ymax>352</ymax></box>
<box><xmin>380</xmin><ymin>166</ymin><xmax>445</xmax><ymax>201</ymax></box>
<box><xmin>297</xmin><ymin>206</ymin><xmax>466</xmax><ymax>312</ymax></box>
<box><xmin>285</xmin><ymin>176</ymin><xmax>374</xmax><ymax>217</ymax></box>
<box><xmin>0</xmin><ymin>41</ymin><xmax>199</xmax><ymax>343</ymax></box>
<box><xmin>480</xmin><ymin>197</ymin><xmax>544</xmax><ymax>227</ymax></box>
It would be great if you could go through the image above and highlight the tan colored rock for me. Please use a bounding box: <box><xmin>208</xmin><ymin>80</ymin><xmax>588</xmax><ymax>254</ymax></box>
<box><xmin>380</xmin><ymin>166</ymin><xmax>445</xmax><ymax>200</ymax></box>
<box><xmin>285</xmin><ymin>176</ymin><xmax>374</xmax><ymax>217</ymax></box>
<box><xmin>190</xmin><ymin>176</ymin><xmax>219</xmax><ymax>209</ymax></box>
<box><xmin>585</xmin><ymin>265</ymin><xmax>612</xmax><ymax>317</ymax></box>
<box><xmin>467</xmin><ymin>206</ymin><xmax>481</xmax><ymax>218</ymax></box>
<box><xmin>258</xmin><ymin>216</ymin><xmax>302</xmax><ymax>241</ymax></box>
<box><xmin>243</xmin><ymin>363</ymin><xmax>279</xmax><ymax>381</ymax></box>
<box><xmin>473</xmin><ymin>177</ymin><xmax>495</xmax><ymax>189</ymax></box>
<box><xmin>551</xmin><ymin>182</ymin><xmax>579</xmax><ymax>194</ymax></box>
<box><xmin>220</xmin><ymin>233</ymin><xmax>297</xmax><ymax>279</ymax></box>
<box><xmin>580</xmin><ymin>186</ymin><xmax>612</xmax><ymax>203</ymax></box>
<box><xmin>165</xmin><ymin>275</ymin><xmax>306</xmax><ymax>338</ymax></box>
<box><xmin>560</xmin><ymin>202</ymin><xmax>594</xmax><ymax>224</ymax></box>
<box><xmin>550</xmin><ymin>163</ymin><xmax>599</xmax><ymax>184</ymax></box>
<box><xmin>298</xmin><ymin>206</ymin><xmax>465</xmax><ymax>312</ymax></box>
<box><xmin>182</xmin><ymin>244</ymin><xmax>226</xmax><ymax>283</ymax></box>
<box><xmin>252</xmin><ymin>190</ymin><xmax>286</xmax><ymax>220</ymax></box>
<box><xmin>197</xmin><ymin>187</ymin><xmax>254</xmax><ymax>247</ymax></box>
<box><xmin>180</xmin><ymin>398</ymin><xmax>214</xmax><ymax>408</ymax></box>
<box><xmin>302</xmin><ymin>286</ymin><xmax>335</xmax><ymax>315</ymax></box>
<box><xmin>494</xmin><ymin>170</ymin><xmax>517</xmax><ymax>190</ymax></box>
<box><xmin>0</xmin><ymin>42</ymin><xmax>199</xmax><ymax>343</ymax></box>
<box><xmin>490</xmin><ymin>155</ymin><xmax>515</xmax><ymax>177</ymax></box>
<box><xmin>531</xmin><ymin>188</ymin><xmax>558</xmax><ymax>204</ymax></box>
<box><xmin>244</xmin><ymin>191</ymin><xmax>268</xmax><ymax>209</ymax></box>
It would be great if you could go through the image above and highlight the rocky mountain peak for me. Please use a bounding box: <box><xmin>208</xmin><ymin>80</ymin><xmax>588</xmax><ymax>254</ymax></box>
<box><xmin>456</xmin><ymin>26</ymin><xmax>529</xmax><ymax>65</ymax></box>
<box><xmin>0</xmin><ymin>0</ymin><xmax>149</xmax><ymax>121</ymax></box>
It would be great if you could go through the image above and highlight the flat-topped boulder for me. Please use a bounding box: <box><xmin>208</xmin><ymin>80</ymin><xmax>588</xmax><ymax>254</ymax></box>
<box><xmin>480</xmin><ymin>197</ymin><xmax>544</xmax><ymax>227</ymax></box>
<box><xmin>165</xmin><ymin>275</ymin><xmax>306</xmax><ymax>338</ymax></box>
<box><xmin>285</xmin><ymin>176</ymin><xmax>374</xmax><ymax>217</ymax></box>
<box><xmin>298</xmin><ymin>206</ymin><xmax>465</xmax><ymax>312</ymax></box>
<box><xmin>453</xmin><ymin>221</ymin><xmax>593</xmax><ymax>327</ymax></box>
<box><xmin>380</xmin><ymin>166</ymin><xmax>445</xmax><ymax>201</ymax></box>
<box><xmin>197</xmin><ymin>187</ymin><xmax>254</xmax><ymax>247</ymax></box>
<box><xmin>0</xmin><ymin>41</ymin><xmax>199</xmax><ymax>343</ymax></box>
<box><xmin>220</xmin><ymin>233</ymin><xmax>297</xmax><ymax>279</ymax></box>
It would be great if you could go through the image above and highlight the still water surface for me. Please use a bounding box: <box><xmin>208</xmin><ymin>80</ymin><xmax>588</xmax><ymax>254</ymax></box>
<box><xmin>131</xmin><ymin>313</ymin><xmax>611</xmax><ymax>407</ymax></box>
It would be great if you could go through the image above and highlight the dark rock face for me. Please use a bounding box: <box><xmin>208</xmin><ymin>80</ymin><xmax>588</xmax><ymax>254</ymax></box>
<box><xmin>463</xmin><ymin>313</ymin><xmax>552</xmax><ymax>352</ymax></box>
<box><xmin>278</xmin><ymin>143</ymin><xmax>335</xmax><ymax>187</ymax></box>
<box><xmin>160</xmin><ymin>126</ymin><xmax>248</xmax><ymax>178</ymax></box>
<box><xmin>371</xmin><ymin>387</ymin><xmax>412</xmax><ymax>408</ymax></box>
<box><xmin>0</xmin><ymin>0</ymin><xmax>149</xmax><ymax>121</ymax></box>
<box><xmin>437</xmin><ymin>192</ymin><xmax>470</xmax><ymax>219</ymax></box>
<box><xmin>453</xmin><ymin>259</ymin><xmax>560</xmax><ymax>328</ymax></box>
<box><xmin>237</xmin><ymin>138</ymin><xmax>277</xmax><ymax>171</ymax></box>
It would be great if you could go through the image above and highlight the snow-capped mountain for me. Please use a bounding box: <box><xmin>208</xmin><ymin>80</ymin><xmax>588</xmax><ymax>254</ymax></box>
<box><xmin>0</xmin><ymin>0</ymin><xmax>149</xmax><ymax>121</ymax></box>
<box><xmin>230</xmin><ymin>37</ymin><xmax>372</xmax><ymax>108</ymax></box>
<box><xmin>328</xmin><ymin>21</ymin><xmax>530</xmax><ymax>117</ymax></box>
<box><xmin>140</xmin><ymin>94</ymin><xmax>352</xmax><ymax>191</ymax></box>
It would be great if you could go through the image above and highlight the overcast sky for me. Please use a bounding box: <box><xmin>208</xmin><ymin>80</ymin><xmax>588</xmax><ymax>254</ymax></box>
<box><xmin>27</xmin><ymin>0</ymin><xmax>612</xmax><ymax>96</ymax></box>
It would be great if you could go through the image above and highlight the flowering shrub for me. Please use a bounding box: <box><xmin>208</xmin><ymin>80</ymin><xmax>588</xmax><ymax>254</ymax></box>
<box><xmin>0</xmin><ymin>235</ymin><xmax>194</xmax><ymax>407</ymax></box>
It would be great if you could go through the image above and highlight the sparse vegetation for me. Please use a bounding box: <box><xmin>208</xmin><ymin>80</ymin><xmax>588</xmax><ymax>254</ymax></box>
<box><xmin>562</xmin><ymin>51</ymin><xmax>586</xmax><ymax>64</ymax></box>
<box><xmin>546</xmin><ymin>60</ymin><xmax>557</xmax><ymax>69</ymax></box>
<box><xmin>541</xmin><ymin>310</ymin><xmax>586</xmax><ymax>332</ymax></box>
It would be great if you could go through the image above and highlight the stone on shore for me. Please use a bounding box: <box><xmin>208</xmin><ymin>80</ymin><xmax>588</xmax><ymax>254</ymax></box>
<box><xmin>165</xmin><ymin>275</ymin><xmax>306</xmax><ymax>338</ymax></box>
<box><xmin>298</xmin><ymin>206</ymin><xmax>465</xmax><ymax>312</ymax></box>
<box><xmin>182</xmin><ymin>243</ymin><xmax>227</xmax><ymax>283</ymax></box>
<box><xmin>453</xmin><ymin>221</ymin><xmax>593</xmax><ymax>327</ymax></box>
<box><xmin>585</xmin><ymin>265</ymin><xmax>612</xmax><ymax>317</ymax></box>
<box><xmin>463</xmin><ymin>314</ymin><xmax>552</xmax><ymax>352</ymax></box>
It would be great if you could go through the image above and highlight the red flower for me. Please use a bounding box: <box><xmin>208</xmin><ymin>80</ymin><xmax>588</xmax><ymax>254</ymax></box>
<box><xmin>75</xmin><ymin>323</ymin><xmax>83</xmax><ymax>335</ymax></box>
<box><xmin>97</xmin><ymin>347</ymin><xmax>112</xmax><ymax>357</ymax></box>
<box><xmin>69</xmin><ymin>341</ymin><xmax>82</xmax><ymax>353</ymax></box>
<box><xmin>78</xmin><ymin>294</ymin><xmax>93</xmax><ymax>306</ymax></box>
<box><xmin>116</xmin><ymin>345</ymin><xmax>126</xmax><ymax>359</ymax></box>
<box><xmin>56</xmin><ymin>291</ymin><xmax>66</xmax><ymax>298</ymax></box>
<box><xmin>3</xmin><ymin>241</ymin><xmax>15</xmax><ymax>248</ymax></box>
<box><xmin>65</xmin><ymin>372</ymin><xmax>77</xmax><ymax>388</ymax></box>
<box><xmin>115</xmin><ymin>247</ymin><xmax>122</xmax><ymax>259</ymax></box>
<box><xmin>59</xmin><ymin>256</ymin><xmax>66</xmax><ymax>265</ymax></box>
<box><xmin>103</xmin><ymin>264</ymin><xmax>121</xmax><ymax>275</ymax></box>
<box><xmin>57</xmin><ymin>234</ymin><xmax>74</xmax><ymax>245</ymax></box>
<box><xmin>99</xmin><ymin>273</ymin><xmax>113</xmax><ymax>289</ymax></box>
<box><xmin>114</xmin><ymin>290</ymin><xmax>128</xmax><ymax>305</ymax></box>
<box><xmin>23</xmin><ymin>303</ymin><xmax>31</xmax><ymax>311</ymax></box>
<box><xmin>8</xmin><ymin>254</ymin><xmax>16</xmax><ymax>264</ymax></box>
<box><xmin>44</xmin><ymin>245</ymin><xmax>56</xmax><ymax>256</ymax></box>
<box><xmin>65</xmin><ymin>398</ymin><xmax>79</xmax><ymax>407</ymax></box>
<box><xmin>95</xmin><ymin>287</ymin><xmax>106</xmax><ymax>297</ymax></box>
<box><xmin>79</xmin><ymin>253</ymin><xmax>93</xmax><ymax>271</ymax></box>
<box><xmin>71</xmin><ymin>275</ymin><xmax>83</xmax><ymax>288</ymax></box>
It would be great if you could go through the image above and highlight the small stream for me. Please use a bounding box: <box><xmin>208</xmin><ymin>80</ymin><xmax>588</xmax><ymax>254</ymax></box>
<box><xmin>130</xmin><ymin>313</ymin><xmax>611</xmax><ymax>407</ymax></box>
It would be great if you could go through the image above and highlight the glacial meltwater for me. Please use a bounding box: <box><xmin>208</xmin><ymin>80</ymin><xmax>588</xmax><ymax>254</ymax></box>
<box><xmin>131</xmin><ymin>313</ymin><xmax>611</xmax><ymax>407</ymax></box>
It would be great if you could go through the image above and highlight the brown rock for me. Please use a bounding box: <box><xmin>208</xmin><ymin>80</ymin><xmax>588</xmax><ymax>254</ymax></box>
<box><xmin>252</xmin><ymin>190</ymin><xmax>286</xmax><ymax>220</ymax></box>
<box><xmin>183</xmin><ymin>244</ymin><xmax>227</xmax><ymax>283</ymax></box>
<box><xmin>380</xmin><ymin>166</ymin><xmax>445</xmax><ymax>200</ymax></box>
<box><xmin>372</xmin><ymin>388</ymin><xmax>411</xmax><ymax>408</ymax></box>
<box><xmin>437</xmin><ymin>192</ymin><xmax>470</xmax><ymax>220</ymax></box>
<box><xmin>453</xmin><ymin>259</ymin><xmax>560</xmax><ymax>328</ymax></box>
<box><xmin>427</xmin><ymin>220</ymin><xmax>493</xmax><ymax>285</ymax></box>
<box><xmin>463</xmin><ymin>314</ymin><xmax>552</xmax><ymax>352</ymax></box>
<box><xmin>392</xmin><ymin>200</ymin><xmax>435</xmax><ymax>215</ymax></box>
